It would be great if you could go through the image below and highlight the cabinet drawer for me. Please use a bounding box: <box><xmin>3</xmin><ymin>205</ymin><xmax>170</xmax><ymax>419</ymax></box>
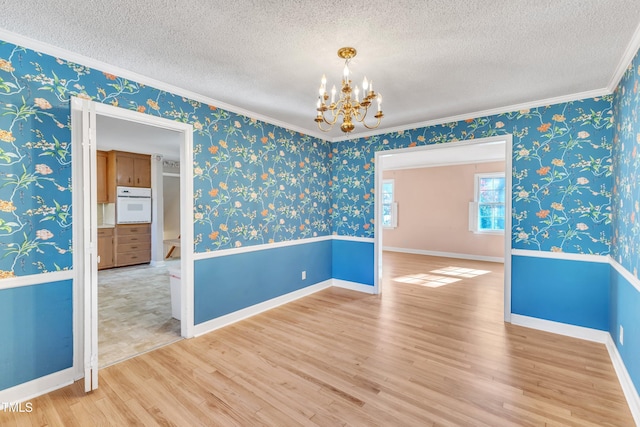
<box><xmin>117</xmin><ymin>242</ymin><xmax>151</xmax><ymax>253</ymax></box>
<box><xmin>116</xmin><ymin>224</ymin><xmax>151</xmax><ymax>235</ymax></box>
<box><xmin>116</xmin><ymin>251</ymin><xmax>151</xmax><ymax>266</ymax></box>
<box><xmin>117</xmin><ymin>234</ymin><xmax>151</xmax><ymax>245</ymax></box>
<box><xmin>97</xmin><ymin>228</ymin><xmax>114</xmax><ymax>237</ymax></box>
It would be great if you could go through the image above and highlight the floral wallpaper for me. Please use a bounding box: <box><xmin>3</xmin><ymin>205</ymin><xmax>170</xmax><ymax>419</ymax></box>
<box><xmin>331</xmin><ymin>98</ymin><xmax>614</xmax><ymax>255</ymax></box>
<box><xmin>0</xmin><ymin>36</ymin><xmax>622</xmax><ymax>277</ymax></box>
<box><xmin>191</xmin><ymin>117</ymin><xmax>331</xmax><ymax>250</ymax></box>
<box><xmin>0</xmin><ymin>39</ymin><xmax>330</xmax><ymax>277</ymax></box>
<box><xmin>612</xmin><ymin>47</ymin><xmax>640</xmax><ymax>276</ymax></box>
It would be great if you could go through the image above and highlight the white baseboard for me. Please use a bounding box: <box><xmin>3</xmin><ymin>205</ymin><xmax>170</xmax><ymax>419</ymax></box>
<box><xmin>1</xmin><ymin>277</ymin><xmax>373</xmax><ymax>403</ymax></box>
<box><xmin>605</xmin><ymin>335</ymin><xmax>640</xmax><ymax>425</ymax></box>
<box><xmin>332</xmin><ymin>279</ymin><xmax>377</xmax><ymax>294</ymax></box>
<box><xmin>510</xmin><ymin>314</ymin><xmax>609</xmax><ymax>343</ymax></box>
<box><xmin>383</xmin><ymin>246</ymin><xmax>504</xmax><ymax>263</ymax></box>
<box><xmin>0</xmin><ymin>367</ymin><xmax>75</xmax><ymax>405</ymax></box>
<box><xmin>511</xmin><ymin>314</ymin><xmax>639</xmax><ymax>424</ymax></box>
<box><xmin>193</xmin><ymin>280</ymin><xmax>332</xmax><ymax>337</ymax></box>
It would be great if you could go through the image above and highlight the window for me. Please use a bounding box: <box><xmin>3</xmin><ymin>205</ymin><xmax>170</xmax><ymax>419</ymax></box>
<box><xmin>470</xmin><ymin>173</ymin><xmax>505</xmax><ymax>233</ymax></box>
<box><xmin>382</xmin><ymin>179</ymin><xmax>397</xmax><ymax>228</ymax></box>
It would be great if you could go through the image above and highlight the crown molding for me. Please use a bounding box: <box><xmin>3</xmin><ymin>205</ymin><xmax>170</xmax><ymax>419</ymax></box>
<box><xmin>0</xmin><ymin>28</ymin><xmax>625</xmax><ymax>146</ymax></box>
<box><xmin>607</xmin><ymin>21</ymin><xmax>640</xmax><ymax>92</ymax></box>
<box><xmin>0</xmin><ymin>28</ymin><xmax>331</xmax><ymax>142</ymax></box>
<box><xmin>333</xmin><ymin>87</ymin><xmax>611</xmax><ymax>143</ymax></box>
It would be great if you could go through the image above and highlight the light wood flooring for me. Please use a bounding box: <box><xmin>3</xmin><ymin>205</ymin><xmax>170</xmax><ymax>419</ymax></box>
<box><xmin>1</xmin><ymin>252</ymin><xmax>634</xmax><ymax>426</ymax></box>
<box><xmin>99</xmin><ymin>260</ymin><xmax>181</xmax><ymax>367</ymax></box>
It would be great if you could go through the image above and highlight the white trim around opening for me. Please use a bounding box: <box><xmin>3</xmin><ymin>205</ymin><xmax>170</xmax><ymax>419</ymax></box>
<box><xmin>70</xmin><ymin>97</ymin><xmax>194</xmax><ymax>387</ymax></box>
<box><xmin>373</xmin><ymin>135</ymin><xmax>513</xmax><ymax>322</ymax></box>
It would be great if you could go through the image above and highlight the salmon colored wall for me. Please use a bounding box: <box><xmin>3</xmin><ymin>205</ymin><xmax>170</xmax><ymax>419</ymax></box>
<box><xmin>383</xmin><ymin>161</ymin><xmax>505</xmax><ymax>259</ymax></box>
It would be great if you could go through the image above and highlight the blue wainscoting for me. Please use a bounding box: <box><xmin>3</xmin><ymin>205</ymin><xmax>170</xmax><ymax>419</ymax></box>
<box><xmin>331</xmin><ymin>239</ymin><xmax>374</xmax><ymax>286</ymax></box>
<box><xmin>511</xmin><ymin>255</ymin><xmax>609</xmax><ymax>330</ymax></box>
<box><xmin>609</xmin><ymin>266</ymin><xmax>640</xmax><ymax>392</ymax></box>
<box><xmin>0</xmin><ymin>280</ymin><xmax>73</xmax><ymax>390</ymax></box>
<box><xmin>194</xmin><ymin>239</ymin><xmax>332</xmax><ymax>325</ymax></box>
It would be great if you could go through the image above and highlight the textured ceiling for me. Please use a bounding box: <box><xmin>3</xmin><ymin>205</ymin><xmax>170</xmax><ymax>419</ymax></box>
<box><xmin>1</xmin><ymin>1</ymin><xmax>640</xmax><ymax>141</ymax></box>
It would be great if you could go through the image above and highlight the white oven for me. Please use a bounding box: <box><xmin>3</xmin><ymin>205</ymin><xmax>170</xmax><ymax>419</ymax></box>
<box><xmin>116</xmin><ymin>186</ymin><xmax>152</xmax><ymax>224</ymax></box>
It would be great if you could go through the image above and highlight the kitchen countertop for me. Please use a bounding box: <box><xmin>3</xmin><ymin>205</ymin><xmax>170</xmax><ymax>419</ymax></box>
<box><xmin>98</xmin><ymin>224</ymin><xmax>115</xmax><ymax>229</ymax></box>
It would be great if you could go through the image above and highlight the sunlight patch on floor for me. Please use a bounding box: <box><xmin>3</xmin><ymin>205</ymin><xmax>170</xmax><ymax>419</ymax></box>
<box><xmin>430</xmin><ymin>266</ymin><xmax>491</xmax><ymax>278</ymax></box>
<box><xmin>393</xmin><ymin>266</ymin><xmax>491</xmax><ymax>288</ymax></box>
<box><xmin>393</xmin><ymin>273</ymin><xmax>462</xmax><ymax>288</ymax></box>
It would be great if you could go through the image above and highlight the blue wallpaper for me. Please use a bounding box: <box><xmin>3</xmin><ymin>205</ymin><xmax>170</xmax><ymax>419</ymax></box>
<box><xmin>192</xmin><ymin>116</ymin><xmax>331</xmax><ymax>250</ymax></box>
<box><xmin>332</xmin><ymin>100</ymin><xmax>614</xmax><ymax>254</ymax></box>
<box><xmin>0</xmin><ymin>46</ymin><xmax>73</xmax><ymax>277</ymax></box>
<box><xmin>0</xmin><ymin>36</ymin><xmax>622</xmax><ymax>276</ymax></box>
<box><xmin>612</xmin><ymin>47</ymin><xmax>640</xmax><ymax>276</ymax></box>
<box><xmin>0</xmin><ymin>40</ymin><xmax>331</xmax><ymax>276</ymax></box>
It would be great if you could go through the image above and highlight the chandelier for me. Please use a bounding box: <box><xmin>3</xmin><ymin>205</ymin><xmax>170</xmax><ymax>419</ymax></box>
<box><xmin>315</xmin><ymin>47</ymin><xmax>383</xmax><ymax>133</ymax></box>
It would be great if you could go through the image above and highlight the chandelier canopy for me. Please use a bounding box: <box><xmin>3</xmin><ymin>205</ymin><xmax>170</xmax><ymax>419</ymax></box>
<box><xmin>315</xmin><ymin>47</ymin><xmax>383</xmax><ymax>133</ymax></box>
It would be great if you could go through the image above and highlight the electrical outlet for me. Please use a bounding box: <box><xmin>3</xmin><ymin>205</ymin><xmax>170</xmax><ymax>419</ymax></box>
<box><xmin>620</xmin><ymin>325</ymin><xmax>624</xmax><ymax>345</ymax></box>
<box><xmin>302</xmin><ymin>271</ymin><xmax>306</xmax><ymax>280</ymax></box>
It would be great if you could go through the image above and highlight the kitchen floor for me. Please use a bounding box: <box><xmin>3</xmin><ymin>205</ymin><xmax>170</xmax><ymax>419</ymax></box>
<box><xmin>98</xmin><ymin>259</ymin><xmax>182</xmax><ymax>368</ymax></box>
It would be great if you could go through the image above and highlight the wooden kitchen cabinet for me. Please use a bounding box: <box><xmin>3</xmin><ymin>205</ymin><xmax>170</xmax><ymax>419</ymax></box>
<box><xmin>108</xmin><ymin>151</ymin><xmax>151</xmax><ymax>189</ymax></box>
<box><xmin>115</xmin><ymin>154</ymin><xmax>134</xmax><ymax>186</ymax></box>
<box><xmin>96</xmin><ymin>150</ymin><xmax>112</xmax><ymax>203</ymax></box>
<box><xmin>133</xmin><ymin>156</ymin><xmax>151</xmax><ymax>187</ymax></box>
<box><xmin>97</xmin><ymin>227</ymin><xmax>115</xmax><ymax>270</ymax></box>
<box><xmin>115</xmin><ymin>224</ymin><xmax>151</xmax><ymax>267</ymax></box>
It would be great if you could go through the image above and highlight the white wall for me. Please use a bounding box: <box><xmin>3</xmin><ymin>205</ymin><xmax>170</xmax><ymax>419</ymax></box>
<box><xmin>383</xmin><ymin>161</ymin><xmax>505</xmax><ymax>259</ymax></box>
<box><xmin>163</xmin><ymin>175</ymin><xmax>180</xmax><ymax>240</ymax></box>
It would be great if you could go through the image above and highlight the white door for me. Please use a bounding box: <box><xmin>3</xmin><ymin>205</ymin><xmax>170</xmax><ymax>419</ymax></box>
<box><xmin>79</xmin><ymin>99</ymin><xmax>99</xmax><ymax>392</ymax></box>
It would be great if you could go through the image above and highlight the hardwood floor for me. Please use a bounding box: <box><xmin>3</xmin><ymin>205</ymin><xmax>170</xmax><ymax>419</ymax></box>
<box><xmin>1</xmin><ymin>252</ymin><xmax>634</xmax><ymax>426</ymax></box>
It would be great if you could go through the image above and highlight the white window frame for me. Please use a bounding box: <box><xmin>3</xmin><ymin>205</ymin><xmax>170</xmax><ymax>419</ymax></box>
<box><xmin>470</xmin><ymin>172</ymin><xmax>505</xmax><ymax>234</ymax></box>
<box><xmin>382</xmin><ymin>179</ymin><xmax>398</xmax><ymax>228</ymax></box>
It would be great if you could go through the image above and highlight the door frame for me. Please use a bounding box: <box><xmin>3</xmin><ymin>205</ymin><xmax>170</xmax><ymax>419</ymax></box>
<box><xmin>373</xmin><ymin>134</ymin><xmax>513</xmax><ymax>322</ymax></box>
<box><xmin>71</xmin><ymin>97</ymin><xmax>194</xmax><ymax>390</ymax></box>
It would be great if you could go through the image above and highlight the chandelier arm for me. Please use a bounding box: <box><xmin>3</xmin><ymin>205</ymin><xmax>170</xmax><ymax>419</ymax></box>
<box><xmin>316</xmin><ymin>120</ymin><xmax>335</xmax><ymax>132</ymax></box>
<box><xmin>320</xmin><ymin>108</ymin><xmax>341</xmax><ymax>126</ymax></box>
<box><xmin>352</xmin><ymin>105</ymin><xmax>368</xmax><ymax>123</ymax></box>
<box><xmin>361</xmin><ymin>114</ymin><xmax>383</xmax><ymax>130</ymax></box>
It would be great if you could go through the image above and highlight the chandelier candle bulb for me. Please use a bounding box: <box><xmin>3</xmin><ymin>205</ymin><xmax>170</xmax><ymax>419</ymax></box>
<box><xmin>354</xmin><ymin>86</ymin><xmax>360</xmax><ymax>102</ymax></box>
<box><xmin>331</xmin><ymin>85</ymin><xmax>336</xmax><ymax>104</ymax></box>
<box><xmin>363</xmin><ymin>77</ymin><xmax>368</xmax><ymax>91</ymax></box>
<box><xmin>377</xmin><ymin>94</ymin><xmax>382</xmax><ymax>111</ymax></box>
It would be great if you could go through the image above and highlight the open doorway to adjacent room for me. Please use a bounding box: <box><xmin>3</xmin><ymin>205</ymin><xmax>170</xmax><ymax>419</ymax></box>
<box><xmin>71</xmin><ymin>97</ymin><xmax>194</xmax><ymax>392</ymax></box>
<box><xmin>95</xmin><ymin>115</ymin><xmax>184</xmax><ymax>367</ymax></box>
<box><xmin>374</xmin><ymin>136</ymin><xmax>512</xmax><ymax>322</ymax></box>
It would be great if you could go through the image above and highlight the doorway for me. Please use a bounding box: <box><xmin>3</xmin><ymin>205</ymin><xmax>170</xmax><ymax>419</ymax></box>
<box><xmin>374</xmin><ymin>135</ymin><xmax>513</xmax><ymax>321</ymax></box>
<box><xmin>70</xmin><ymin>97</ymin><xmax>194</xmax><ymax>391</ymax></box>
<box><xmin>94</xmin><ymin>115</ymin><xmax>183</xmax><ymax>367</ymax></box>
